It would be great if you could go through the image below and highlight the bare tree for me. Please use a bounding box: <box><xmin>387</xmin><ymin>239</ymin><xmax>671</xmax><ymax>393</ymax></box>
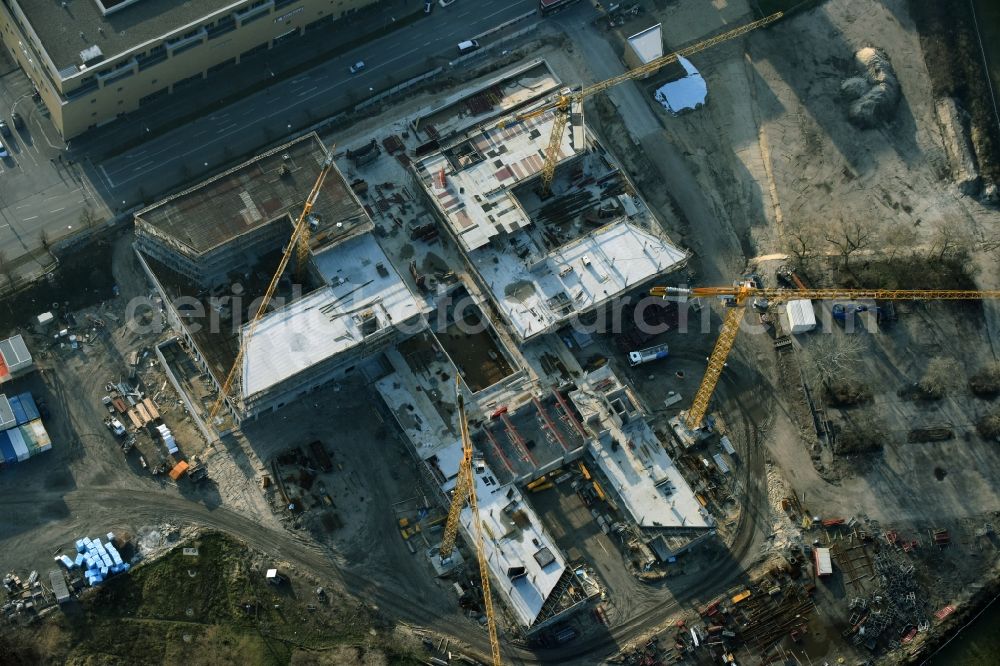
<box><xmin>824</xmin><ymin>218</ymin><xmax>875</xmax><ymax>271</ymax></box>
<box><xmin>928</xmin><ymin>221</ymin><xmax>972</xmax><ymax>262</ymax></box>
<box><xmin>784</xmin><ymin>218</ymin><xmax>820</xmax><ymax>271</ymax></box>
<box><xmin>805</xmin><ymin>334</ymin><xmax>868</xmax><ymax>391</ymax></box>
<box><xmin>79</xmin><ymin>207</ymin><xmax>99</xmax><ymax>230</ymax></box>
<box><xmin>970</xmin><ymin>362</ymin><xmax>1000</xmax><ymax>397</ymax></box>
<box><xmin>877</xmin><ymin>219</ymin><xmax>918</xmax><ymax>263</ymax></box>
<box><xmin>978</xmin><ymin>406</ymin><xmax>1000</xmax><ymax>439</ymax></box>
<box><xmin>919</xmin><ymin>356</ymin><xmax>962</xmax><ymax>399</ymax></box>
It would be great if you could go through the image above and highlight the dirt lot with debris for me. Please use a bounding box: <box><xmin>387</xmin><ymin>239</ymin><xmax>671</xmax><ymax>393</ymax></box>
<box><xmin>0</xmin><ymin>531</ymin><xmax>421</xmax><ymax>665</ymax></box>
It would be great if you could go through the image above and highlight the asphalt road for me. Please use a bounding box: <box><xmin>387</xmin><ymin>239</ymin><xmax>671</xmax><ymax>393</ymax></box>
<box><xmin>88</xmin><ymin>0</ymin><xmax>541</xmax><ymax>206</ymax></box>
<box><xmin>0</xmin><ymin>66</ymin><xmax>103</xmax><ymax>273</ymax></box>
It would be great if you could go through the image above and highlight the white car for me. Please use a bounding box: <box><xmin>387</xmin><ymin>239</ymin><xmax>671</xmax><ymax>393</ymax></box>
<box><xmin>0</xmin><ymin>141</ymin><xmax>7</xmax><ymax>158</ymax></box>
<box><xmin>349</xmin><ymin>61</ymin><xmax>365</xmax><ymax>74</ymax></box>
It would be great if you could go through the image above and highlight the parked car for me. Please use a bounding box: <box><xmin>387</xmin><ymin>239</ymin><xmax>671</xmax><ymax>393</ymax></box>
<box><xmin>349</xmin><ymin>61</ymin><xmax>365</xmax><ymax>74</ymax></box>
<box><xmin>439</xmin><ymin>0</ymin><xmax>457</xmax><ymax>6</ymax></box>
<box><xmin>0</xmin><ymin>120</ymin><xmax>9</xmax><ymax>138</ymax></box>
<box><xmin>0</xmin><ymin>140</ymin><xmax>8</xmax><ymax>158</ymax></box>
<box><xmin>424</xmin><ymin>1</ymin><xmax>433</xmax><ymax>12</ymax></box>
<box><xmin>11</xmin><ymin>112</ymin><xmax>23</xmax><ymax>130</ymax></box>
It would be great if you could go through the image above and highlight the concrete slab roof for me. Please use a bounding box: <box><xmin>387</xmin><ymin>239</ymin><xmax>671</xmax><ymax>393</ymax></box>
<box><xmin>136</xmin><ymin>133</ymin><xmax>367</xmax><ymax>258</ymax></box>
<box><xmin>240</xmin><ymin>233</ymin><xmax>425</xmax><ymax>398</ymax></box>
<box><xmin>627</xmin><ymin>24</ymin><xmax>664</xmax><ymax>64</ymax></box>
<box><xmin>571</xmin><ymin>365</ymin><xmax>711</xmax><ymax>530</ymax></box>
<box><xmin>376</xmin><ymin>363</ymin><xmax>569</xmax><ymax>628</ymax></box>
<box><xmin>473</xmin><ymin>220</ymin><xmax>688</xmax><ymax>341</ymax></box>
<box><xmin>414</xmin><ymin>105</ymin><xmax>584</xmax><ymax>252</ymax></box>
<box><xmin>18</xmin><ymin>0</ymin><xmax>237</xmax><ymax>74</ymax></box>
<box><xmin>466</xmin><ymin>471</ymin><xmax>568</xmax><ymax>628</ymax></box>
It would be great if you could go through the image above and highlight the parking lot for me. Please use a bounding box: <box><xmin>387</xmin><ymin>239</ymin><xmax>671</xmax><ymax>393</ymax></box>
<box><xmin>0</xmin><ymin>52</ymin><xmax>108</xmax><ymax>277</ymax></box>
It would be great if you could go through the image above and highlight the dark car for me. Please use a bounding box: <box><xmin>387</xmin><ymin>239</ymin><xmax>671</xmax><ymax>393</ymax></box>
<box><xmin>0</xmin><ymin>120</ymin><xmax>9</xmax><ymax>138</ymax></box>
<box><xmin>11</xmin><ymin>112</ymin><xmax>24</xmax><ymax>130</ymax></box>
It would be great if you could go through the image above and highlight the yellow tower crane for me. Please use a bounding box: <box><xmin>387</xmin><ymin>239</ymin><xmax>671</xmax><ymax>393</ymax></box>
<box><xmin>209</xmin><ymin>149</ymin><xmax>336</xmax><ymax>423</ymax></box>
<box><xmin>498</xmin><ymin>11</ymin><xmax>784</xmax><ymax>193</ymax></box>
<box><xmin>439</xmin><ymin>380</ymin><xmax>502</xmax><ymax>666</ymax></box>
<box><xmin>650</xmin><ymin>283</ymin><xmax>1000</xmax><ymax>429</ymax></box>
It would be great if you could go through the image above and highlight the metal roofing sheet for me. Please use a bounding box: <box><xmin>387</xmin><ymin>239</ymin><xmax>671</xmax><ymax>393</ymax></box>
<box><xmin>0</xmin><ymin>431</ymin><xmax>15</xmax><ymax>464</ymax></box>
<box><xmin>627</xmin><ymin>24</ymin><xmax>664</xmax><ymax>64</ymax></box>
<box><xmin>0</xmin><ymin>396</ymin><xmax>15</xmax><ymax>430</ymax></box>
<box><xmin>17</xmin><ymin>393</ymin><xmax>40</xmax><ymax>422</ymax></box>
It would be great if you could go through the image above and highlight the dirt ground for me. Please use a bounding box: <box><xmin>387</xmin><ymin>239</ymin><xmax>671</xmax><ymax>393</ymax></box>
<box><xmin>2</xmin><ymin>1</ymin><xmax>999</xmax><ymax>663</ymax></box>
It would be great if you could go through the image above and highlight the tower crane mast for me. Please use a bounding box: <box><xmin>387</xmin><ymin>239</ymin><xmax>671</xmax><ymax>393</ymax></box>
<box><xmin>439</xmin><ymin>381</ymin><xmax>502</xmax><ymax>666</ymax></box>
<box><xmin>500</xmin><ymin>12</ymin><xmax>784</xmax><ymax>193</ymax></box>
<box><xmin>209</xmin><ymin>150</ymin><xmax>336</xmax><ymax>423</ymax></box>
<box><xmin>651</xmin><ymin>283</ymin><xmax>1000</xmax><ymax>429</ymax></box>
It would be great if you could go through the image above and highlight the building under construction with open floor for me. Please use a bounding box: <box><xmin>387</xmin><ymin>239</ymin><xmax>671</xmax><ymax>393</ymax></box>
<box><xmin>376</xmin><ymin>355</ymin><xmax>600</xmax><ymax>635</ymax></box>
<box><xmin>411</xmin><ymin>100</ymin><xmax>690</xmax><ymax>343</ymax></box>
<box><xmin>134</xmin><ymin>133</ymin><xmax>428</xmax><ymax>423</ymax></box>
<box><xmin>569</xmin><ymin>365</ymin><xmax>715</xmax><ymax>562</ymax></box>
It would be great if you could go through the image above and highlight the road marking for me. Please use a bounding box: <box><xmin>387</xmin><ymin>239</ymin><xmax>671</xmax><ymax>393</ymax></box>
<box><xmin>49</xmin><ymin>207</ymin><xmax>65</xmax><ymax>213</ymax></box>
<box><xmin>297</xmin><ymin>86</ymin><xmax>318</xmax><ymax>97</ymax></box>
<box><xmin>98</xmin><ymin>163</ymin><xmax>116</xmax><ymax>189</ymax></box>
<box><xmin>219</xmin><ymin>123</ymin><xmax>239</xmax><ymax>133</ymax></box>
<box><xmin>24</xmin><ymin>215</ymin><xmax>38</xmax><ymax>221</ymax></box>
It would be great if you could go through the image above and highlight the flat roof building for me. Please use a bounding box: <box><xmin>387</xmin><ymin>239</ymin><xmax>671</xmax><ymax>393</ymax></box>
<box><xmin>136</xmin><ymin>133</ymin><xmax>369</xmax><ymax>287</ymax></box>
<box><xmin>135</xmin><ymin>133</ymin><xmax>425</xmax><ymax>422</ymax></box>
<box><xmin>240</xmin><ymin>233</ymin><xmax>429</xmax><ymax>414</ymax></box>
<box><xmin>0</xmin><ymin>334</ymin><xmax>33</xmax><ymax>382</ymax></box>
<box><xmin>0</xmin><ymin>0</ymin><xmax>381</xmax><ymax>138</ymax></box>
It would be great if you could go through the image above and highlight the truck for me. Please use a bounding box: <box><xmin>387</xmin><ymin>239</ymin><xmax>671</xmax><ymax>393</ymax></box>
<box><xmin>628</xmin><ymin>343</ymin><xmax>669</xmax><ymax>367</ymax></box>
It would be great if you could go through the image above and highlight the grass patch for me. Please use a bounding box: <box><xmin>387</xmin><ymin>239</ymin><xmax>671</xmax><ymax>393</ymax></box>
<box><xmin>1</xmin><ymin>532</ymin><xmax>421</xmax><ymax>665</ymax></box>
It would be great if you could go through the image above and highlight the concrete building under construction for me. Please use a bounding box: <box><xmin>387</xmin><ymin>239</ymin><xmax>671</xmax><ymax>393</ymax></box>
<box><xmin>411</xmin><ymin>101</ymin><xmax>690</xmax><ymax>343</ymax></box>
<box><xmin>134</xmin><ymin>133</ymin><xmax>428</xmax><ymax>422</ymax></box>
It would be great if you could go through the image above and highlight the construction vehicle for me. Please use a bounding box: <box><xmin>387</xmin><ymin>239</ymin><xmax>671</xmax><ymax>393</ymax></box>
<box><xmin>651</xmin><ymin>282</ymin><xmax>1000</xmax><ymax>429</ymax></box>
<box><xmin>498</xmin><ymin>12</ymin><xmax>784</xmax><ymax>194</ymax></box>
<box><xmin>208</xmin><ymin>149</ymin><xmax>336</xmax><ymax>423</ymax></box>
<box><xmin>438</xmin><ymin>379</ymin><xmax>502</xmax><ymax>666</ymax></box>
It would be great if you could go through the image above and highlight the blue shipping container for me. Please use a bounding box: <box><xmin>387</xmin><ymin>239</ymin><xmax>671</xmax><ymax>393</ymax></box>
<box><xmin>8</xmin><ymin>396</ymin><xmax>28</xmax><ymax>426</ymax></box>
<box><xmin>0</xmin><ymin>431</ymin><xmax>16</xmax><ymax>465</ymax></box>
<box><xmin>16</xmin><ymin>393</ymin><xmax>39</xmax><ymax>422</ymax></box>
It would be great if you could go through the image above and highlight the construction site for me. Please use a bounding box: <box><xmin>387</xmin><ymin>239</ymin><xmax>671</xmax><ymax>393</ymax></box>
<box><xmin>2</xmin><ymin>0</ymin><xmax>1000</xmax><ymax>664</ymax></box>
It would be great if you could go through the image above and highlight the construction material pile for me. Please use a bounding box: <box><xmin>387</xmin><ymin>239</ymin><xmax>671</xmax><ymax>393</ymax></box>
<box><xmin>0</xmin><ymin>393</ymin><xmax>52</xmax><ymax>467</ymax></box>
<box><xmin>55</xmin><ymin>533</ymin><xmax>130</xmax><ymax>586</ymax></box>
<box><xmin>841</xmin><ymin>47</ymin><xmax>900</xmax><ymax>128</ymax></box>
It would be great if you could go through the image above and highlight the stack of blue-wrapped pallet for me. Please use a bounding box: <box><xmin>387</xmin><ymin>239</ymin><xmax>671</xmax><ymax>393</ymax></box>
<box><xmin>55</xmin><ymin>532</ymin><xmax>131</xmax><ymax>586</ymax></box>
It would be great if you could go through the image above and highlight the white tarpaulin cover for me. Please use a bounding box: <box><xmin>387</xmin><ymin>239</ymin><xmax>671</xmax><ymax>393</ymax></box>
<box><xmin>654</xmin><ymin>56</ymin><xmax>707</xmax><ymax>115</ymax></box>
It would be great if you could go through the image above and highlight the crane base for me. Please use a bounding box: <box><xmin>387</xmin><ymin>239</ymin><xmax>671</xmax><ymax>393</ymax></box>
<box><xmin>427</xmin><ymin>546</ymin><xmax>464</xmax><ymax>577</ymax></box>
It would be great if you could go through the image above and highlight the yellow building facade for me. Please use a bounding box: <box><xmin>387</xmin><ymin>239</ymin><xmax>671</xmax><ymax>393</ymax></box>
<box><xmin>0</xmin><ymin>0</ymin><xmax>378</xmax><ymax>139</ymax></box>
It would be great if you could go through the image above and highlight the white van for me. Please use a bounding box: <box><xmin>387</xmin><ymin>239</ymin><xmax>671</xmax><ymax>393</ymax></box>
<box><xmin>457</xmin><ymin>40</ymin><xmax>480</xmax><ymax>55</ymax></box>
